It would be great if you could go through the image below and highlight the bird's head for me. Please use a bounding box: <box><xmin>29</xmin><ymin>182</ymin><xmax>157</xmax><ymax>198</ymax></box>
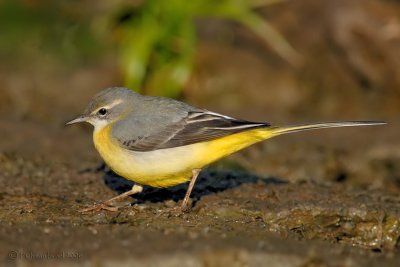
<box><xmin>66</xmin><ymin>87</ymin><xmax>138</xmax><ymax>130</ymax></box>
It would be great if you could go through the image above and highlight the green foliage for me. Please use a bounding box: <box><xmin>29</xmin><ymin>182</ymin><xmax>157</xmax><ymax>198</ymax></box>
<box><xmin>118</xmin><ymin>0</ymin><xmax>196</xmax><ymax>97</ymax></box>
<box><xmin>0</xmin><ymin>0</ymin><xmax>298</xmax><ymax>98</ymax></box>
<box><xmin>117</xmin><ymin>0</ymin><xmax>299</xmax><ymax>97</ymax></box>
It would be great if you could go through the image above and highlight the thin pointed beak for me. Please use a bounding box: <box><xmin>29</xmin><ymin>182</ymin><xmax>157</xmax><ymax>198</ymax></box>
<box><xmin>65</xmin><ymin>116</ymin><xmax>87</xmax><ymax>126</ymax></box>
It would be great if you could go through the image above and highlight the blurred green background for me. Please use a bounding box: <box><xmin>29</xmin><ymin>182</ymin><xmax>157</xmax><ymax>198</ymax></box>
<box><xmin>0</xmin><ymin>0</ymin><xmax>297</xmax><ymax>97</ymax></box>
<box><xmin>1</xmin><ymin>0</ymin><xmax>399</xmax><ymax>124</ymax></box>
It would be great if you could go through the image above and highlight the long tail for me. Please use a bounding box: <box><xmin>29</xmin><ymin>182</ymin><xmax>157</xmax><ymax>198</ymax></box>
<box><xmin>270</xmin><ymin>121</ymin><xmax>386</xmax><ymax>136</ymax></box>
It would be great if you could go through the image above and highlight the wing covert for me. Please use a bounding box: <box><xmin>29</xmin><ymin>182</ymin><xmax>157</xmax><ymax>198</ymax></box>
<box><xmin>114</xmin><ymin>111</ymin><xmax>269</xmax><ymax>152</ymax></box>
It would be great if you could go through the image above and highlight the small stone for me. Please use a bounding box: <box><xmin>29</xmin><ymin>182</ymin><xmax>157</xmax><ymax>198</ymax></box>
<box><xmin>88</xmin><ymin>226</ymin><xmax>98</xmax><ymax>235</ymax></box>
<box><xmin>188</xmin><ymin>231</ymin><xmax>199</xmax><ymax>239</ymax></box>
<box><xmin>164</xmin><ymin>200</ymin><xmax>176</xmax><ymax>208</ymax></box>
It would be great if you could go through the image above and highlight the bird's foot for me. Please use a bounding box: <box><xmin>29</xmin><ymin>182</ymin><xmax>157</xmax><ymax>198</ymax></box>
<box><xmin>156</xmin><ymin>206</ymin><xmax>183</xmax><ymax>217</ymax></box>
<box><xmin>79</xmin><ymin>185</ymin><xmax>143</xmax><ymax>213</ymax></box>
<box><xmin>157</xmin><ymin>199</ymin><xmax>192</xmax><ymax>217</ymax></box>
<box><xmin>79</xmin><ymin>202</ymin><xmax>120</xmax><ymax>213</ymax></box>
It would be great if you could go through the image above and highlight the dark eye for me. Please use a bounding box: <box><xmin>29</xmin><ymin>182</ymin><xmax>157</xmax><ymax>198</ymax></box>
<box><xmin>98</xmin><ymin>108</ymin><xmax>107</xmax><ymax>116</ymax></box>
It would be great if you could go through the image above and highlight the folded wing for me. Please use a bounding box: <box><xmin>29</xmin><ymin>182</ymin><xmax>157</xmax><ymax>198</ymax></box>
<box><xmin>115</xmin><ymin>111</ymin><xmax>269</xmax><ymax>152</ymax></box>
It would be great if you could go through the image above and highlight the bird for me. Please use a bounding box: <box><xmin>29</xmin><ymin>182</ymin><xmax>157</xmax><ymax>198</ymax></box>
<box><xmin>66</xmin><ymin>87</ymin><xmax>385</xmax><ymax>213</ymax></box>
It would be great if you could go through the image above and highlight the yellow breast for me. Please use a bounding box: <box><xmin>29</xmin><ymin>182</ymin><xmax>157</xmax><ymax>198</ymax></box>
<box><xmin>93</xmin><ymin>124</ymin><xmax>274</xmax><ymax>188</ymax></box>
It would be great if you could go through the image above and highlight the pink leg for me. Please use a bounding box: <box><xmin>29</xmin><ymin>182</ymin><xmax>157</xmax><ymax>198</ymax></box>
<box><xmin>79</xmin><ymin>184</ymin><xmax>143</xmax><ymax>213</ymax></box>
<box><xmin>181</xmin><ymin>169</ymin><xmax>201</xmax><ymax>211</ymax></box>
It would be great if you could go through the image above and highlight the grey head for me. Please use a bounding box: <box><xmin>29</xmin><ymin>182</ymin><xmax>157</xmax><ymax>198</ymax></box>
<box><xmin>66</xmin><ymin>87</ymin><xmax>143</xmax><ymax>130</ymax></box>
<box><xmin>66</xmin><ymin>87</ymin><xmax>197</xmax><ymax>131</ymax></box>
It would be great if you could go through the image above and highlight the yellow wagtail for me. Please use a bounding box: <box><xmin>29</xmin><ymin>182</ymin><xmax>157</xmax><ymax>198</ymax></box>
<box><xmin>66</xmin><ymin>87</ymin><xmax>385</xmax><ymax>212</ymax></box>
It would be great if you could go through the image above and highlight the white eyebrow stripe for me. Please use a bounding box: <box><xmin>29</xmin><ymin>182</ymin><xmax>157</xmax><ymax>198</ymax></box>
<box><xmin>103</xmin><ymin>99</ymin><xmax>124</xmax><ymax>109</ymax></box>
<box><xmin>91</xmin><ymin>99</ymin><xmax>124</xmax><ymax>114</ymax></box>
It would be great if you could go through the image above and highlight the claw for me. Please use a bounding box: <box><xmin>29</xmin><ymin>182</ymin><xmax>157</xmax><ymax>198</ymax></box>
<box><xmin>79</xmin><ymin>184</ymin><xmax>144</xmax><ymax>213</ymax></box>
<box><xmin>79</xmin><ymin>202</ymin><xmax>119</xmax><ymax>213</ymax></box>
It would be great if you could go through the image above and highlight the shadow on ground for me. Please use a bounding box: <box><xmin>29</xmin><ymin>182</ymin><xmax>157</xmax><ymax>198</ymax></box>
<box><xmin>100</xmin><ymin>165</ymin><xmax>286</xmax><ymax>203</ymax></box>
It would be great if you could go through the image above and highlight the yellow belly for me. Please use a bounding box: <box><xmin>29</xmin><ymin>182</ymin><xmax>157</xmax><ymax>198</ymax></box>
<box><xmin>93</xmin><ymin>124</ymin><xmax>275</xmax><ymax>188</ymax></box>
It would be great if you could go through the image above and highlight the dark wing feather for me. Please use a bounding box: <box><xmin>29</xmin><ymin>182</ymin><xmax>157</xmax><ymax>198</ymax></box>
<box><xmin>118</xmin><ymin>111</ymin><xmax>269</xmax><ymax>152</ymax></box>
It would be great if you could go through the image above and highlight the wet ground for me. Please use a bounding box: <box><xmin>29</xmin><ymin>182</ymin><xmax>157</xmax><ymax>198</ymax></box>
<box><xmin>0</xmin><ymin>119</ymin><xmax>399</xmax><ymax>266</ymax></box>
<box><xmin>1</xmin><ymin>0</ymin><xmax>400</xmax><ymax>266</ymax></box>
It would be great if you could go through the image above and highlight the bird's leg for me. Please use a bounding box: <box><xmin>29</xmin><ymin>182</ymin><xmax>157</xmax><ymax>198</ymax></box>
<box><xmin>79</xmin><ymin>184</ymin><xmax>143</xmax><ymax>213</ymax></box>
<box><xmin>180</xmin><ymin>169</ymin><xmax>201</xmax><ymax>211</ymax></box>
